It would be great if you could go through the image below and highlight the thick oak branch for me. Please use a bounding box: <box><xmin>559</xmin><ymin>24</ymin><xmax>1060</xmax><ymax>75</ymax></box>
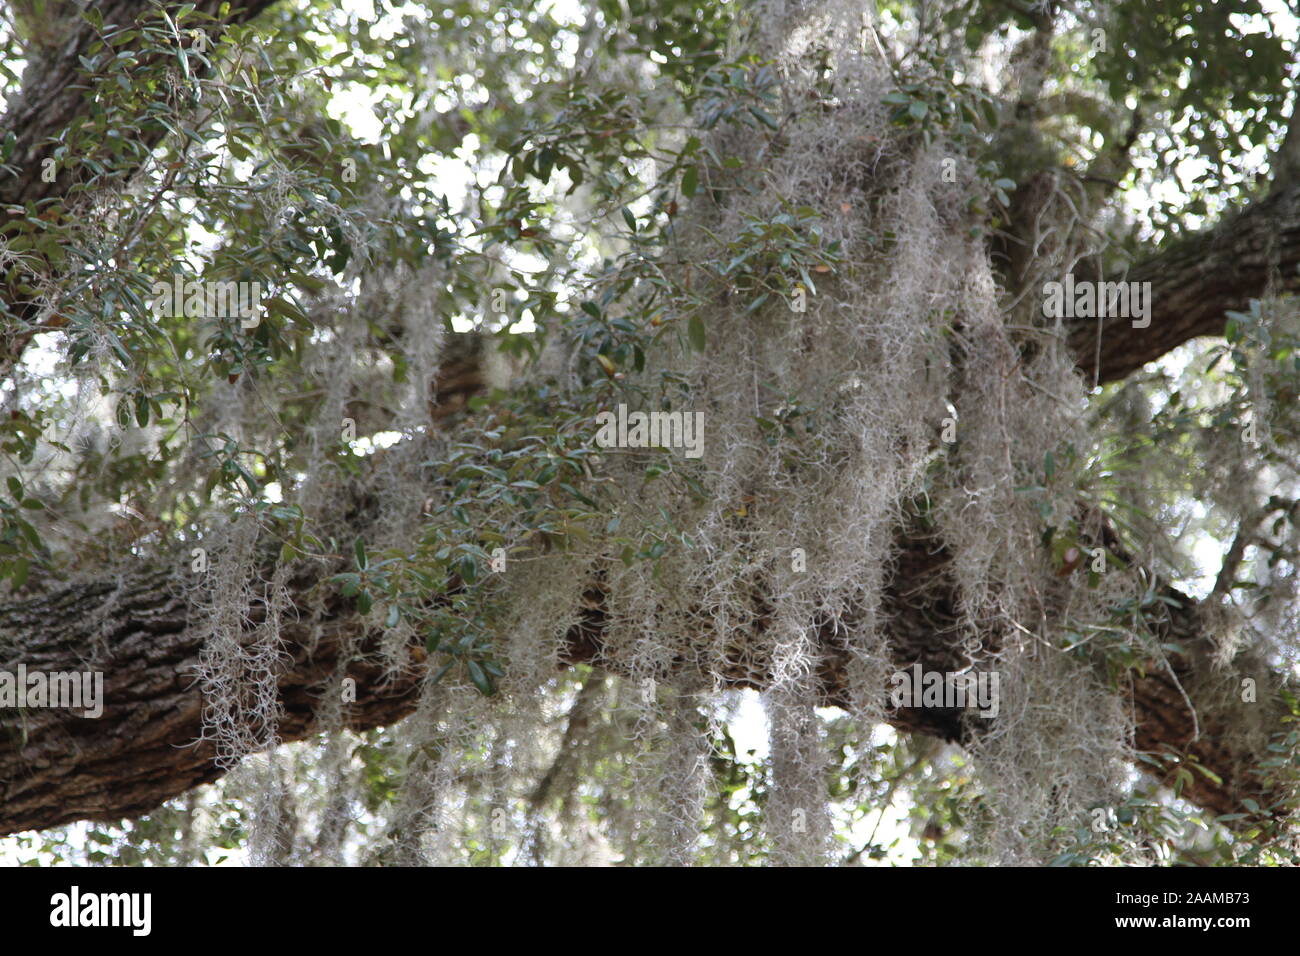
<box><xmin>1070</xmin><ymin>185</ymin><xmax>1300</xmax><ymax>385</ymax></box>
<box><xmin>0</xmin><ymin>523</ymin><xmax>1287</xmax><ymax>835</ymax></box>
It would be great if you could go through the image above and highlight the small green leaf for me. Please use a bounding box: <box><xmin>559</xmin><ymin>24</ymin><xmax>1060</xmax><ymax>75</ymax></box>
<box><xmin>429</xmin><ymin>659</ymin><xmax>454</xmax><ymax>686</ymax></box>
<box><xmin>1191</xmin><ymin>763</ymin><xmax>1223</xmax><ymax>785</ymax></box>
<box><xmin>331</xmin><ymin>572</ymin><xmax>361</xmax><ymax>597</ymax></box>
<box><xmin>12</xmin><ymin>557</ymin><xmax>29</xmax><ymax>589</ymax></box>
<box><xmin>353</xmin><ymin>536</ymin><xmax>367</xmax><ymax>570</ymax></box>
<box><xmin>559</xmin><ymin>482</ymin><xmax>598</xmax><ymax>509</ymax></box>
<box><xmin>688</xmin><ymin>315</ymin><xmax>706</xmax><ymax>352</ymax></box>
<box><xmin>467</xmin><ymin>660</ymin><xmax>495</xmax><ymax>696</ymax></box>
<box><xmin>682</xmin><ymin>165</ymin><xmax>699</xmax><ymax>198</ymax></box>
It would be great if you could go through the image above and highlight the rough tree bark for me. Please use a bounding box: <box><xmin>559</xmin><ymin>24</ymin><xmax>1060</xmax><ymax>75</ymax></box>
<box><xmin>1070</xmin><ymin>182</ymin><xmax>1300</xmax><ymax>386</ymax></box>
<box><xmin>0</xmin><ymin>488</ymin><xmax>1285</xmax><ymax>832</ymax></box>
<box><xmin>0</xmin><ymin>0</ymin><xmax>1295</xmax><ymax>839</ymax></box>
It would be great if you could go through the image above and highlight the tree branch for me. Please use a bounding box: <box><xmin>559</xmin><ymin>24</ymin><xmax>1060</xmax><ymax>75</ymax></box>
<box><xmin>0</xmin><ymin>0</ymin><xmax>279</xmax><ymax>380</ymax></box>
<box><xmin>1</xmin><ymin>506</ymin><xmax>1289</xmax><ymax>835</ymax></box>
<box><xmin>1069</xmin><ymin>184</ymin><xmax>1300</xmax><ymax>386</ymax></box>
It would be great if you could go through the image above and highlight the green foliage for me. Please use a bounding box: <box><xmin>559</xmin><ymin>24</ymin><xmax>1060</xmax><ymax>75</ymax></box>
<box><xmin>5</xmin><ymin>0</ymin><xmax>1300</xmax><ymax>867</ymax></box>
